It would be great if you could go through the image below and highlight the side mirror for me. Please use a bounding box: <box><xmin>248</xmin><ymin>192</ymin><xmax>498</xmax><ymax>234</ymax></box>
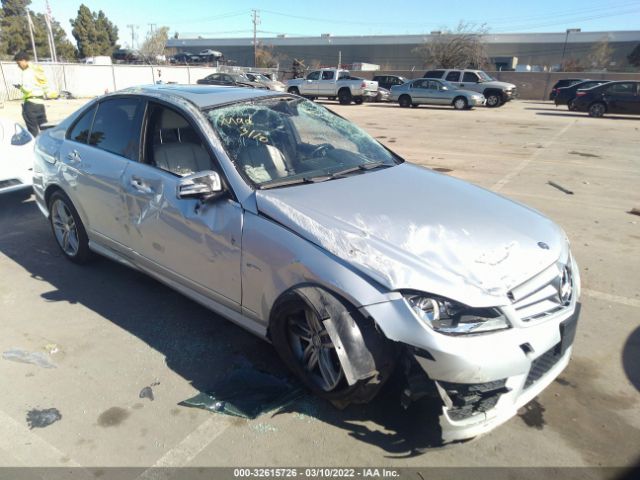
<box><xmin>177</xmin><ymin>171</ymin><xmax>224</xmax><ymax>200</ymax></box>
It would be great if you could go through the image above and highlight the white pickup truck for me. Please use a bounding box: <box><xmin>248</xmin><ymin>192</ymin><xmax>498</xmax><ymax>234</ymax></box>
<box><xmin>287</xmin><ymin>69</ymin><xmax>378</xmax><ymax>105</ymax></box>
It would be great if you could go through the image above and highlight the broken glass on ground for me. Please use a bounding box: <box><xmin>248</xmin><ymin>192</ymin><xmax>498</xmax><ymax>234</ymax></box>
<box><xmin>179</xmin><ymin>368</ymin><xmax>305</xmax><ymax>419</ymax></box>
<box><xmin>139</xmin><ymin>381</ymin><xmax>160</xmax><ymax>401</ymax></box>
<box><xmin>26</xmin><ymin>408</ymin><xmax>62</xmax><ymax>429</ymax></box>
<box><xmin>2</xmin><ymin>349</ymin><xmax>56</xmax><ymax>369</ymax></box>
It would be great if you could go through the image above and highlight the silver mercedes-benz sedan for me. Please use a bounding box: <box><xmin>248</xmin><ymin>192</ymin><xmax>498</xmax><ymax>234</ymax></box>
<box><xmin>33</xmin><ymin>85</ymin><xmax>580</xmax><ymax>442</ymax></box>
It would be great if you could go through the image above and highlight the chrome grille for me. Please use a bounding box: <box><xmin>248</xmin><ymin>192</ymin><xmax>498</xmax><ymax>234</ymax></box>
<box><xmin>510</xmin><ymin>261</ymin><xmax>573</xmax><ymax>322</ymax></box>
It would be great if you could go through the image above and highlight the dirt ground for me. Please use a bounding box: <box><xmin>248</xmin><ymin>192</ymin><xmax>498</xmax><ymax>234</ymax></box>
<box><xmin>0</xmin><ymin>97</ymin><xmax>639</xmax><ymax>476</ymax></box>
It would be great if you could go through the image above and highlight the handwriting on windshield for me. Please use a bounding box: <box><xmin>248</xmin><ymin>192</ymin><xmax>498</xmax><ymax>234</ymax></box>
<box><xmin>219</xmin><ymin>116</ymin><xmax>268</xmax><ymax>143</ymax></box>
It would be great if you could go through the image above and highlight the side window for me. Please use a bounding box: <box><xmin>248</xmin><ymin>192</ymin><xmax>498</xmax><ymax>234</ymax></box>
<box><xmin>446</xmin><ymin>71</ymin><xmax>461</xmax><ymax>82</ymax></box>
<box><xmin>90</xmin><ymin>98</ymin><xmax>144</xmax><ymax>161</ymax></box>
<box><xmin>145</xmin><ymin>102</ymin><xmax>214</xmax><ymax>177</ymax></box>
<box><xmin>607</xmin><ymin>83</ymin><xmax>636</xmax><ymax>95</ymax></box>
<box><xmin>68</xmin><ymin>105</ymin><xmax>97</xmax><ymax>144</ymax></box>
<box><xmin>424</xmin><ymin>70</ymin><xmax>444</xmax><ymax>78</ymax></box>
<box><xmin>428</xmin><ymin>80</ymin><xmax>440</xmax><ymax>90</ymax></box>
<box><xmin>307</xmin><ymin>71</ymin><xmax>320</xmax><ymax>81</ymax></box>
<box><xmin>462</xmin><ymin>72</ymin><xmax>479</xmax><ymax>82</ymax></box>
<box><xmin>321</xmin><ymin>71</ymin><xmax>335</xmax><ymax>80</ymax></box>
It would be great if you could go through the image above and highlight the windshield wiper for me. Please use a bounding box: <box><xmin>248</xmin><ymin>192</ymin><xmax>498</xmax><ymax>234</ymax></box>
<box><xmin>330</xmin><ymin>161</ymin><xmax>390</xmax><ymax>178</ymax></box>
<box><xmin>259</xmin><ymin>175</ymin><xmax>331</xmax><ymax>190</ymax></box>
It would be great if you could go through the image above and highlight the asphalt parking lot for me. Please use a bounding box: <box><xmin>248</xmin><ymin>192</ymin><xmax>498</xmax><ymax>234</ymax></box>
<box><xmin>0</xmin><ymin>98</ymin><xmax>639</xmax><ymax>474</ymax></box>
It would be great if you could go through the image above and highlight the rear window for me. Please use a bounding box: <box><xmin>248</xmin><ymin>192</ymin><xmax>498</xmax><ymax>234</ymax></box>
<box><xmin>89</xmin><ymin>98</ymin><xmax>144</xmax><ymax>161</ymax></box>
<box><xmin>424</xmin><ymin>70</ymin><xmax>444</xmax><ymax>79</ymax></box>
<box><xmin>445</xmin><ymin>71</ymin><xmax>461</xmax><ymax>82</ymax></box>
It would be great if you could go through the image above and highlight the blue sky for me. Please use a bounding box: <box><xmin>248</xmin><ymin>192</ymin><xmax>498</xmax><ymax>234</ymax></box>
<box><xmin>35</xmin><ymin>0</ymin><xmax>640</xmax><ymax>48</ymax></box>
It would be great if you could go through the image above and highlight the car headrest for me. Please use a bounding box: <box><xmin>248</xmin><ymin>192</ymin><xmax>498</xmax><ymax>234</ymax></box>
<box><xmin>161</xmin><ymin>109</ymin><xmax>189</xmax><ymax>129</ymax></box>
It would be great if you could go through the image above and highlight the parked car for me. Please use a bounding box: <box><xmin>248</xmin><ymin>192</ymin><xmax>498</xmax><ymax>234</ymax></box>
<box><xmin>555</xmin><ymin>80</ymin><xmax>609</xmax><ymax>110</ymax></box>
<box><xmin>33</xmin><ymin>85</ymin><xmax>581</xmax><ymax>443</ymax></box>
<box><xmin>572</xmin><ymin>81</ymin><xmax>640</xmax><ymax>117</ymax></box>
<box><xmin>391</xmin><ymin>78</ymin><xmax>485</xmax><ymax>109</ymax></box>
<box><xmin>372</xmin><ymin>75</ymin><xmax>408</xmax><ymax>91</ymax></box>
<box><xmin>171</xmin><ymin>53</ymin><xmax>199</xmax><ymax>64</ymax></box>
<box><xmin>199</xmin><ymin>49</ymin><xmax>223</xmax><ymax>58</ymax></box>
<box><xmin>375</xmin><ymin>86</ymin><xmax>391</xmax><ymax>102</ymax></box>
<box><xmin>548</xmin><ymin>79</ymin><xmax>586</xmax><ymax>100</ymax></box>
<box><xmin>287</xmin><ymin>68</ymin><xmax>378</xmax><ymax>104</ymax></box>
<box><xmin>245</xmin><ymin>72</ymin><xmax>286</xmax><ymax>92</ymax></box>
<box><xmin>197</xmin><ymin>72</ymin><xmax>267</xmax><ymax>89</ymax></box>
<box><xmin>423</xmin><ymin>69</ymin><xmax>516</xmax><ymax>107</ymax></box>
<box><xmin>0</xmin><ymin>118</ymin><xmax>34</xmax><ymax>196</ymax></box>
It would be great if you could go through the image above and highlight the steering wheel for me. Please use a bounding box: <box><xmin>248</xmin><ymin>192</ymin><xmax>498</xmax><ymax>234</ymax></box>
<box><xmin>309</xmin><ymin>143</ymin><xmax>334</xmax><ymax>158</ymax></box>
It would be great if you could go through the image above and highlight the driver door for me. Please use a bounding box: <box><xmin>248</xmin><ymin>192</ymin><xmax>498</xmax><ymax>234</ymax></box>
<box><xmin>300</xmin><ymin>71</ymin><xmax>320</xmax><ymax>96</ymax></box>
<box><xmin>122</xmin><ymin>101</ymin><xmax>243</xmax><ymax>309</ymax></box>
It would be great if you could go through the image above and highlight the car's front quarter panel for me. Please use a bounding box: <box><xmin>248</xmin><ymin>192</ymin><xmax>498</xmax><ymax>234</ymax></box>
<box><xmin>241</xmin><ymin>209</ymin><xmax>399</xmax><ymax>326</ymax></box>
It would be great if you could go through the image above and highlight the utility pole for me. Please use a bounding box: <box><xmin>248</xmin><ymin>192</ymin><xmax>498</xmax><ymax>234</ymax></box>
<box><xmin>127</xmin><ymin>24</ymin><xmax>136</xmax><ymax>49</ymax></box>
<box><xmin>45</xmin><ymin>0</ymin><xmax>58</xmax><ymax>62</ymax></box>
<box><xmin>252</xmin><ymin>9</ymin><xmax>260</xmax><ymax>67</ymax></box>
<box><xmin>25</xmin><ymin>8</ymin><xmax>38</xmax><ymax>62</ymax></box>
<box><xmin>560</xmin><ymin>28</ymin><xmax>581</xmax><ymax>71</ymax></box>
<box><xmin>148</xmin><ymin>23</ymin><xmax>156</xmax><ymax>35</ymax></box>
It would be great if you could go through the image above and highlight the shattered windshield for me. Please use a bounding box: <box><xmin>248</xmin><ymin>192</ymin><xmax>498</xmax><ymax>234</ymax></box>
<box><xmin>206</xmin><ymin>97</ymin><xmax>399</xmax><ymax>188</ymax></box>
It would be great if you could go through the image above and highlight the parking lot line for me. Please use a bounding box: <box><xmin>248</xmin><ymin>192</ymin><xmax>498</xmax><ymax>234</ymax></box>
<box><xmin>135</xmin><ymin>416</ymin><xmax>230</xmax><ymax>479</ymax></box>
<box><xmin>492</xmin><ymin>120</ymin><xmax>576</xmax><ymax>192</ymax></box>
<box><xmin>582</xmin><ymin>288</ymin><xmax>640</xmax><ymax>308</ymax></box>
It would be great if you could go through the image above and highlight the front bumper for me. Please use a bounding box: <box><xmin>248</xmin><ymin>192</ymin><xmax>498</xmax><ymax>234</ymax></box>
<box><xmin>502</xmin><ymin>89</ymin><xmax>517</xmax><ymax>102</ymax></box>
<box><xmin>469</xmin><ymin>97</ymin><xmax>486</xmax><ymax>106</ymax></box>
<box><xmin>360</xmin><ymin>257</ymin><xmax>581</xmax><ymax>442</ymax></box>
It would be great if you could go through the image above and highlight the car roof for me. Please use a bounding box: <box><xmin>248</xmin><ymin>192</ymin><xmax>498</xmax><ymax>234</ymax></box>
<box><xmin>117</xmin><ymin>84</ymin><xmax>283</xmax><ymax>109</ymax></box>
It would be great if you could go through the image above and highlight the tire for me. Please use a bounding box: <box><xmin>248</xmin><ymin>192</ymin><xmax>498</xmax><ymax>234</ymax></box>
<box><xmin>338</xmin><ymin>89</ymin><xmax>352</xmax><ymax>105</ymax></box>
<box><xmin>354</xmin><ymin>97</ymin><xmax>364</xmax><ymax>105</ymax></box>
<box><xmin>288</xmin><ymin>87</ymin><xmax>300</xmax><ymax>96</ymax></box>
<box><xmin>485</xmin><ymin>92</ymin><xmax>502</xmax><ymax>108</ymax></box>
<box><xmin>410</xmin><ymin>103</ymin><xmax>419</xmax><ymax>108</ymax></box>
<box><xmin>398</xmin><ymin>95</ymin><xmax>411</xmax><ymax>108</ymax></box>
<box><xmin>270</xmin><ymin>288</ymin><xmax>396</xmax><ymax>406</ymax></box>
<box><xmin>453</xmin><ymin>96</ymin><xmax>468</xmax><ymax>110</ymax></box>
<box><xmin>48</xmin><ymin>191</ymin><xmax>92</xmax><ymax>264</ymax></box>
<box><xmin>567</xmin><ymin>99</ymin><xmax>575</xmax><ymax>111</ymax></box>
<box><xmin>588</xmin><ymin>102</ymin><xmax>606</xmax><ymax>118</ymax></box>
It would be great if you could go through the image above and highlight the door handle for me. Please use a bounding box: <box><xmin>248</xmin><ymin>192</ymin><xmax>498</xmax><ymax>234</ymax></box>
<box><xmin>130</xmin><ymin>177</ymin><xmax>154</xmax><ymax>194</ymax></box>
<box><xmin>66</xmin><ymin>149</ymin><xmax>81</xmax><ymax>163</ymax></box>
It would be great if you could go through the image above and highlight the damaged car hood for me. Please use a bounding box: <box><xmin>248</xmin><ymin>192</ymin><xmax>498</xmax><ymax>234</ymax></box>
<box><xmin>255</xmin><ymin>163</ymin><xmax>568</xmax><ymax>307</ymax></box>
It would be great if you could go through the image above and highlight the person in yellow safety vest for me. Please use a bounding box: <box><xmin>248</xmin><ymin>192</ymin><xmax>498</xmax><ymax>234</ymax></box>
<box><xmin>13</xmin><ymin>51</ymin><xmax>59</xmax><ymax>136</ymax></box>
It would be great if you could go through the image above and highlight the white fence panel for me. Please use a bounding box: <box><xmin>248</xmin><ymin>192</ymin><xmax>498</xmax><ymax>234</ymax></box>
<box><xmin>187</xmin><ymin>66</ymin><xmax>218</xmax><ymax>84</ymax></box>
<box><xmin>113</xmin><ymin>65</ymin><xmax>154</xmax><ymax>90</ymax></box>
<box><xmin>155</xmin><ymin>66</ymin><xmax>191</xmax><ymax>84</ymax></box>
<box><xmin>63</xmin><ymin>64</ymin><xmax>114</xmax><ymax>97</ymax></box>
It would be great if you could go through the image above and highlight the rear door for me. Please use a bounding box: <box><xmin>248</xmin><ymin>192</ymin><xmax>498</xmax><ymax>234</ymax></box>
<box><xmin>409</xmin><ymin>79</ymin><xmax>430</xmax><ymax>103</ymax></box>
<box><xmin>604</xmin><ymin>82</ymin><xmax>638</xmax><ymax>113</ymax></box>
<box><xmin>60</xmin><ymin>97</ymin><xmax>144</xmax><ymax>250</ymax></box>
<box><xmin>122</xmin><ymin>101</ymin><xmax>243</xmax><ymax>309</ymax></box>
<box><xmin>444</xmin><ymin>71</ymin><xmax>462</xmax><ymax>84</ymax></box>
<box><xmin>318</xmin><ymin>70</ymin><xmax>336</xmax><ymax>96</ymax></box>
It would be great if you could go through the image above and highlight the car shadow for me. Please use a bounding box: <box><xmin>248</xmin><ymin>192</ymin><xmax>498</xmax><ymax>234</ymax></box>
<box><xmin>0</xmin><ymin>193</ymin><xmax>447</xmax><ymax>456</ymax></box>
<box><xmin>534</xmin><ymin>112</ymin><xmax>640</xmax><ymax>120</ymax></box>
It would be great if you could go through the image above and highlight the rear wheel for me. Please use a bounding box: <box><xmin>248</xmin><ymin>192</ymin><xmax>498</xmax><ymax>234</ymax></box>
<box><xmin>270</xmin><ymin>289</ymin><xmax>396</xmax><ymax>405</ymax></box>
<box><xmin>338</xmin><ymin>89</ymin><xmax>352</xmax><ymax>105</ymax></box>
<box><xmin>48</xmin><ymin>191</ymin><xmax>92</xmax><ymax>264</ymax></box>
<box><xmin>354</xmin><ymin>97</ymin><xmax>364</xmax><ymax>105</ymax></box>
<box><xmin>588</xmin><ymin>102</ymin><xmax>606</xmax><ymax>117</ymax></box>
<box><xmin>288</xmin><ymin>87</ymin><xmax>300</xmax><ymax>96</ymax></box>
<box><xmin>398</xmin><ymin>95</ymin><xmax>411</xmax><ymax>108</ymax></box>
<box><xmin>453</xmin><ymin>97</ymin><xmax>468</xmax><ymax>110</ymax></box>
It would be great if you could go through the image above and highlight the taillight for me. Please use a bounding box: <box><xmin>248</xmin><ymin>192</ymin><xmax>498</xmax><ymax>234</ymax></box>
<box><xmin>576</xmin><ymin>91</ymin><xmax>587</xmax><ymax>97</ymax></box>
<box><xmin>361</xmin><ymin>81</ymin><xmax>367</xmax><ymax>88</ymax></box>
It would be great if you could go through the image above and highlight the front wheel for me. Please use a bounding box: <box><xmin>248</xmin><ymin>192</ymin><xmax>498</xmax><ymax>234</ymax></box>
<box><xmin>453</xmin><ymin>97</ymin><xmax>468</xmax><ymax>110</ymax></box>
<box><xmin>49</xmin><ymin>191</ymin><xmax>92</xmax><ymax>264</ymax></box>
<box><xmin>398</xmin><ymin>95</ymin><xmax>412</xmax><ymax>108</ymax></box>
<box><xmin>588</xmin><ymin>102</ymin><xmax>606</xmax><ymax>117</ymax></box>
<box><xmin>270</xmin><ymin>289</ymin><xmax>396</xmax><ymax>405</ymax></box>
<box><xmin>485</xmin><ymin>92</ymin><xmax>502</xmax><ymax>108</ymax></box>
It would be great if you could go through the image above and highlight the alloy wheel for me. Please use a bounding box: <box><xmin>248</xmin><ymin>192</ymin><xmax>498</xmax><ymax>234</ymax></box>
<box><xmin>287</xmin><ymin>305</ymin><xmax>344</xmax><ymax>391</ymax></box>
<box><xmin>51</xmin><ymin>199</ymin><xmax>80</xmax><ymax>257</ymax></box>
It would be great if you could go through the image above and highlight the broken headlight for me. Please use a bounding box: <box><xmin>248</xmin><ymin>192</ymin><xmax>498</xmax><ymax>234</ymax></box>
<box><xmin>404</xmin><ymin>294</ymin><xmax>510</xmax><ymax>335</ymax></box>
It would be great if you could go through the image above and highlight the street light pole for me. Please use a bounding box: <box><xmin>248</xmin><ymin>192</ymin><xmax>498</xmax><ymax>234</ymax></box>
<box><xmin>560</xmin><ymin>28</ymin><xmax>581</xmax><ymax>71</ymax></box>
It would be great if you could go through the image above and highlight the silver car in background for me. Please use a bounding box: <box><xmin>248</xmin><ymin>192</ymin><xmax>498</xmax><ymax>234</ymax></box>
<box><xmin>391</xmin><ymin>78</ymin><xmax>486</xmax><ymax>109</ymax></box>
<box><xmin>33</xmin><ymin>85</ymin><xmax>580</xmax><ymax>443</ymax></box>
<box><xmin>245</xmin><ymin>72</ymin><xmax>287</xmax><ymax>92</ymax></box>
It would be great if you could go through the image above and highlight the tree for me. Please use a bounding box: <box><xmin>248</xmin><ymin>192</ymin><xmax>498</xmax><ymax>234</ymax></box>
<box><xmin>588</xmin><ymin>37</ymin><xmax>613</xmax><ymax>71</ymax></box>
<box><xmin>628</xmin><ymin>43</ymin><xmax>640</xmax><ymax>68</ymax></box>
<box><xmin>255</xmin><ymin>43</ymin><xmax>279</xmax><ymax>68</ymax></box>
<box><xmin>0</xmin><ymin>0</ymin><xmax>76</xmax><ymax>60</ymax></box>
<box><xmin>414</xmin><ymin>22</ymin><xmax>490</xmax><ymax>69</ymax></box>
<box><xmin>70</xmin><ymin>4</ymin><xmax>118</xmax><ymax>58</ymax></box>
<box><xmin>563</xmin><ymin>57</ymin><xmax>584</xmax><ymax>72</ymax></box>
<box><xmin>139</xmin><ymin>26</ymin><xmax>169</xmax><ymax>62</ymax></box>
